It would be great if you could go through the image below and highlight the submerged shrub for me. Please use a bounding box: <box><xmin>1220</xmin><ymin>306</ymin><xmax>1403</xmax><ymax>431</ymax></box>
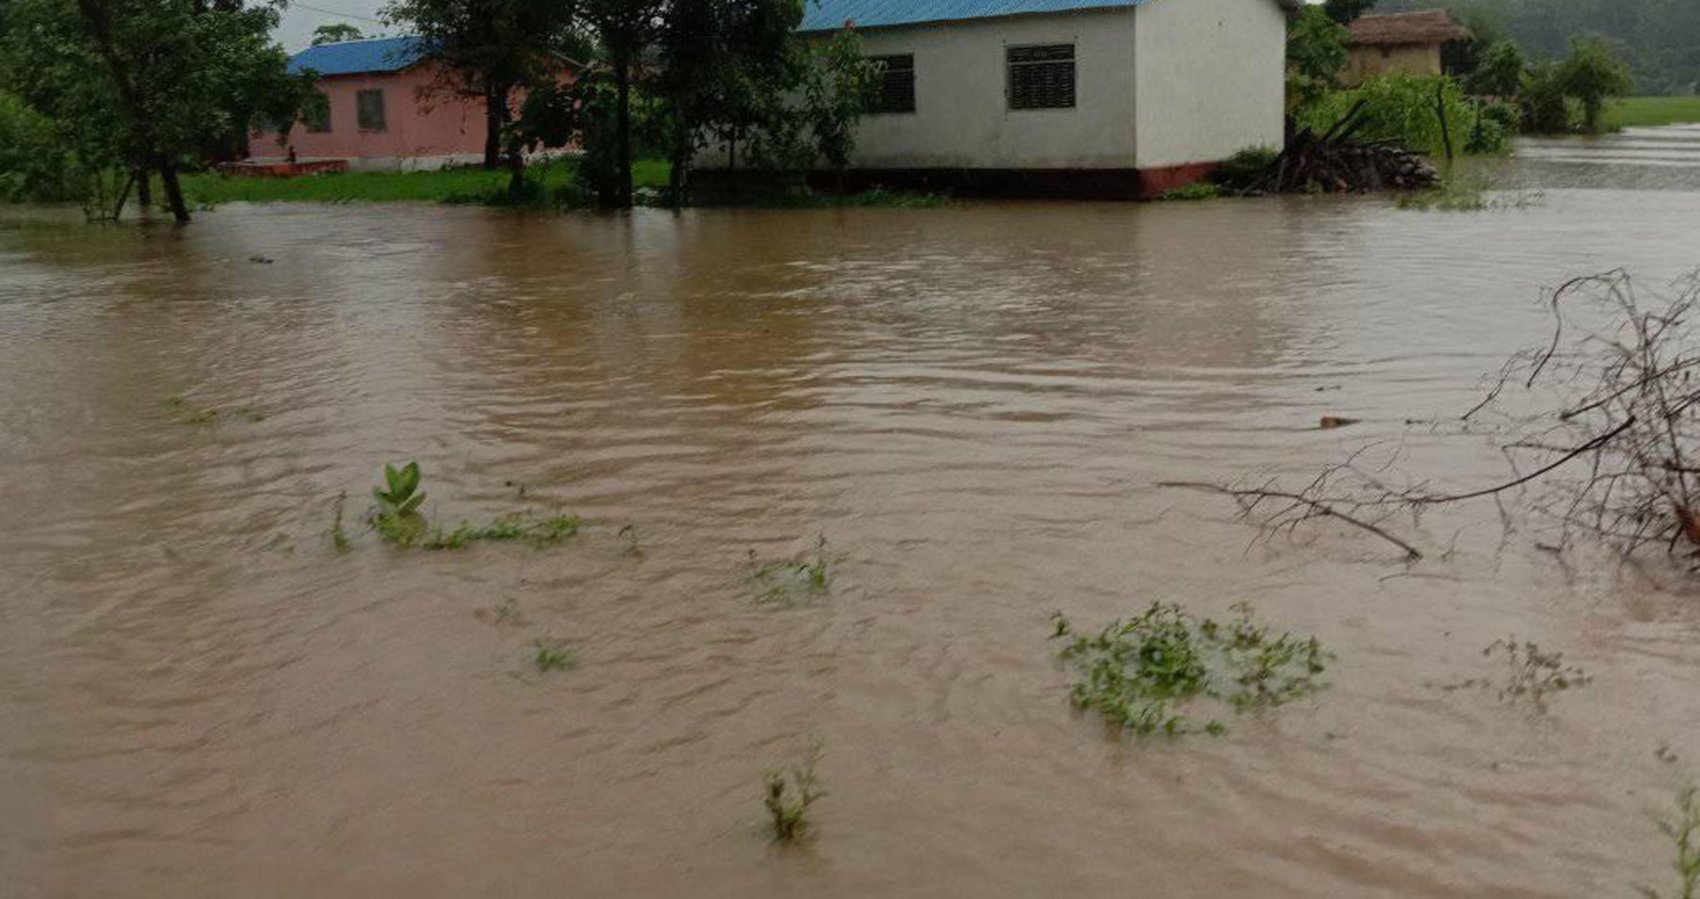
<box><xmin>1298</xmin><ymin>73</ymin><xmax>1511</xmax><ymax>156</ymax></box>
<box><xmin>1051</xmin><ymin>602</ymin><xmax>1330</xmax><ymax>737</ymax></box>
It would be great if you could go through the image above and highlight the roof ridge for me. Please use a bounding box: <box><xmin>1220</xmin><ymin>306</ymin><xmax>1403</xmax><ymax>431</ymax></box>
<box><xmin>301</xmin><ymin>35</ymin><xmax>420</xmax><ymax>47</ymax></box>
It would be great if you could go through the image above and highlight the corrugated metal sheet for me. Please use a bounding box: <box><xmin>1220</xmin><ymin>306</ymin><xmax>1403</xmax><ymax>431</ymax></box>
<box><xmin>287</xmin><ymin>37</ymin><xmax>432</xmax><ymax>77</ymax></box>
<box><xmin>797</xmin><ymin>0</ymin><xmax>1148</xmax><ymax>32</ymax></box>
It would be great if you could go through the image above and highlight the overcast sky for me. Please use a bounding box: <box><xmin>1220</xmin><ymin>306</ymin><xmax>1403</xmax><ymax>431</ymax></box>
<box><xmin>276</xmin><ymin>0</ymin><xmax>393</xmax><ymax>52</ymax></box>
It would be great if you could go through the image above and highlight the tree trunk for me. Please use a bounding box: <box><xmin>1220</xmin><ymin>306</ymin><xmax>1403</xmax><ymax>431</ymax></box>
<box><xmin>135</xmin><ymin>166</ymin><xmax>152</xmax><ymax>209</ymax></box>
<box><xmin>483</xmin><ymin>83</ymin><xmax>509</xmax><ymax>170</ymax></box>
<box><xmin>160</xmin><ymin>163</ymin><xmax>190</xmax><ymax>223</ymax></box>
<box><xmin>507</xmin><ymin>149</ymin><xmax>526</xmax><ymax>203</ymax></box>
<box><xmin>614</xmin><ymin>55</ymin><xmax>633</xmax><ymax>209</ymax></box>
<box><xmin>667</xmin><ymin>109</ymin><xmax>688</xmax><ymax>207</ymax></box>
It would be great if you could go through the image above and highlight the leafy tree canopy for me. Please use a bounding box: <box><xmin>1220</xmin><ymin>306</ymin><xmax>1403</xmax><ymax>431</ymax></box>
<box><xmin>1377</xmin><ymin>0</ymin><xmax>1700</xmax><ymax>94</ymax></box>
<box><xmin>310</xmin><ymin>22</ymin><xmax>364</xmax><ymax>44</ymax></box>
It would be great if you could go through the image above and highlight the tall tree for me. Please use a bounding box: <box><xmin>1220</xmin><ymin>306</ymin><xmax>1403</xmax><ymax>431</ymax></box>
<box><xmin>1</xmin><ymin>0</ymin><xmax>311</xmax><ymax>221</ymax></box>
<box><xmin>383</xmin><ymin>0</ymin><xmax>579</xmax><ymax>169</ymax></box>
<box><xmin>654</xmin><ymin>0</ymin><xmax>800</xmax><ymax>203</ymax></box>
<box><xmin>581</xmin><ymin>0</ymin><xmax>661</xmax><ymax>208</ymax></box>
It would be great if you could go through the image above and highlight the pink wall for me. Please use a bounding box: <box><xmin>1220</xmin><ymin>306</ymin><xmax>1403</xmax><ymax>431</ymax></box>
<box><xmin>255</xmin><ymin>62</ymin><xmax>487</xmax><ymax>161</ymax></box>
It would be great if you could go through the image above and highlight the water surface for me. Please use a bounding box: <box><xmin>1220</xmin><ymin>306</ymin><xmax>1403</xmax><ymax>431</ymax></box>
<box><xmin>4</xmin><ymin>133</ymin><xmax>1700</xmax><ymax>897</ymax></box>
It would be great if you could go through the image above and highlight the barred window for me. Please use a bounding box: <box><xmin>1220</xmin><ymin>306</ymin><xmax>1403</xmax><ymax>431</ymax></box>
<box><xmin>356</xmin><ymin>89</ymin><xmax>386</xmax><ymax>131</ymax></box>
<box><xmin>868</xmin><ymin>54</ymin><xmax>916</xmax><ymax>114</ymax></box>
<box><xmin>305</xmin><ymin>93</ymin><xmax>331</xmax><ymax>133</ymax></box>
<box><xmin>1007</xmin><ymin>44</ymin><xmax>1075</xmax><ymax>110</ymax></box>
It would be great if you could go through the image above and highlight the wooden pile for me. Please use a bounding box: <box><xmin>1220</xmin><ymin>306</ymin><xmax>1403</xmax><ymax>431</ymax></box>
<box><xmin>1246</xmin><ymin>101</ymin><xmax>1440</xmax><ymax>195</ymax></box>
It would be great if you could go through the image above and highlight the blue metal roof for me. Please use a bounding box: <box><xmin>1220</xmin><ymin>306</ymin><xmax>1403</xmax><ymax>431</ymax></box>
<box><xmin>287</xmin><ymin>37</ymin><xmax>433</xmax><ymax>77</ymax></box>
<box><xmin>798</xmin><ymin>0</ymin><xmax>1149</xmax><ymax>32</ymax></box>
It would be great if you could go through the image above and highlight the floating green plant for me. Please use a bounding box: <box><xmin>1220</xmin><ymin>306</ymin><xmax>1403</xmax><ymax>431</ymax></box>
<box><xmin>763</xmin><ymin>743</ymin><xmax>824</xmax><ymax>843</ymax></box>
<box><xmin>1438</xmin><ymin>636</ymin><xmax>1590</xmax><ymax>713</ymax></box>
<box><xmin>1639</xmin><ymin>787</ymin><xmax>1700</xmax><ymax>899</ymax></box>
<box><xmin>1050</xmin><ymin>602</ymin><xmax>1330</xmax><ymax>737</ymax></box>
<box><xmin>750</xmin><ymin>535</ymin><xmax>833</xmax><ymax>605</ymax></box>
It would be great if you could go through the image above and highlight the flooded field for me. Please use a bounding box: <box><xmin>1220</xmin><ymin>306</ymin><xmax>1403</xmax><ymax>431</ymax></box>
<box><xmin>4</xmin><ymin>131</ymin><xmax>1700</xmax><ymax>897</ymax></box>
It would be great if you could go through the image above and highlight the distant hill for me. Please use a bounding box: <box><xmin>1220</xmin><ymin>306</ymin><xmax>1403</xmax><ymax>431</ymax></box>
<box><xmin>1372</xmin><ymin>0</ymin><xmax>1700</xmax><ymax>94</ymax></box>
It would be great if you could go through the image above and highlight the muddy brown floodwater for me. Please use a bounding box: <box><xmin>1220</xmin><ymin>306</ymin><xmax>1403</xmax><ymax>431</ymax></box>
<box><xmin>4</xmin><ymin>128</ymin><xmax>1700</xmax><ymax>898</ymax></box>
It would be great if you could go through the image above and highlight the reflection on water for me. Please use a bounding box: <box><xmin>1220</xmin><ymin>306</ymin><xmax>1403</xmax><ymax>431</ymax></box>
<box><xmin>1499</xmin><ymin>124</ymin><xmax>1700</xmax><ymax>190</ymax></box>
<box><xmin>3</xmin><ymin>129</ymin><xmax>1700</xmax><ymax>897</ymax></box>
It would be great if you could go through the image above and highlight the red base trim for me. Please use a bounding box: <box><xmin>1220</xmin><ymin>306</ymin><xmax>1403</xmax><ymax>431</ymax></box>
<box><xmin>1136</xmin><ymin>162</ymin><xmax>1220</xmax><ymax>198</ymax></box>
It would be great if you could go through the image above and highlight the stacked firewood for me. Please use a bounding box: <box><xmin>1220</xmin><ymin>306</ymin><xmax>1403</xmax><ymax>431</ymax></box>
<box><xmin>1245</xmin><ymin>100</ymin><xmax>1441</xmax><ymax>195</ymax></box>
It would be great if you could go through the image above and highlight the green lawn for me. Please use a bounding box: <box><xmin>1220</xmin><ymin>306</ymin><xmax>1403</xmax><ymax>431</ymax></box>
<box><xmin>1604</xmin><ymin>96</ymin><xmax>1700</xmax><ymax>130</ymax></box>
<box><xmin>181</xmin><ymin>158</ymin><xmax>671</xmax><ymax>206</ymax></box>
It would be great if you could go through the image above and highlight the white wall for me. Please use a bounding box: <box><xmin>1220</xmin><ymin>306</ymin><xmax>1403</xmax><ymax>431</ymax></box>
<box><xmin>845</xmin><ymin>9</ymin><xmax>1137</xmax><ymax>169</ymax></box>
<box><xmin>1133</xmin><ymin>0</ymin><xmax>1287</xmax><ymax>169</ymax></box>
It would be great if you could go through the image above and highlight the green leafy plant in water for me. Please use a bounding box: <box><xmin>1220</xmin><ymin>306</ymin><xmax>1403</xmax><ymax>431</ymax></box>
<box><xmin>1051</xmin><ymin>602</ymin><xmax>1330</xmax><ymax>737</ymax></box>
<box><xmin>1638</xmin><ymin>787</ymin><xmax>1700</xmax><ymax>899</ymax></box>
<box><xmin>533</xmin><ymin>639</ymin><xmax>578</xmax><ymax>673</ymax></box>
<box><xmin>750</xmin><ymin>535</ymin><xmax>833</xmax><ymax>605</ymax></box>
<box><xmin>373</xmin><ymin>461</ymin><xmax>426</xmax><ymax>518</ymax></box>
<box><xmin>366</xmin><ymin>461</ymin><xmax>579</xmax><ymax>550</ymax></box>
<box><xmin>763</xmin><ymin>743</ymin><xmax>825</xmax><ymax>843</ymax></box>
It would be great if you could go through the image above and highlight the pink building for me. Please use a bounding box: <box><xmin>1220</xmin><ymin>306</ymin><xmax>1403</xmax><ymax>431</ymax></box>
<box><xmin>253</xmin><ymin>37</ymin><xmax>517</xmax><ymax>169</ymax></box>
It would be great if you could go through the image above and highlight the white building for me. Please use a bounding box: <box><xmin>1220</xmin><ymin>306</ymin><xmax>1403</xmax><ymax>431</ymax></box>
<box><xmin>706</xmin><ymin>0</ymin><xmax>1297</xmax><ymax>197</ymax></box>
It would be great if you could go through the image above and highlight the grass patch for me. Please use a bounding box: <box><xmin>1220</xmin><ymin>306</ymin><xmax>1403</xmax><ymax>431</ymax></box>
<box><xmin>1050</xmin><ymin>602</ymin><xmax>1330</xmax><ymax>737</ymax></box>
<box><xmin>763</xmin><ymin>743</ymin><xmax>824</xmax><ymax>844</ymax></box>
<box><xmin>749</xmin><ymin>535</ymin><xmax>833</xmax><ymax>605</ymax></box>
<box><xmin>1395</xmin><ymin>171</ymin><xmax>1544</xmax><ymax>213</ymax></box>
<box><xmin>1606</xmin><ymin>96</ymin><xmax>1700</xmax><ymax>131</ymax></box>
<box><xmin>181</xmin><ymin>159</ymin><xmax>670</xmax><ymax>207</ymax></box>
<box><xmin>1155</xmin><ymin>181</ymin><xmax>1222</xmax><ymax>202</ymax></box>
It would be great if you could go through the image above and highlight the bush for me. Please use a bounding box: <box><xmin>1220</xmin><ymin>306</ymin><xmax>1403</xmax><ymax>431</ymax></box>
<box><xmin>1558</xmin><ymin>34</ymin><xmax>1633</xmax><ymax>134</ymax></box>
<box><xmin>1211</xmin><ymin>146</ymin><xmax>1280</xmax><ymax>191</ymax></box>
<box><xmin>0</xmin><ymin>91</ymin><xmax>83</xmax><ymax>202</ymax></box>
<box><xmin>1297</xmin><ymin>73</ymin><xmax>1511</xmax><ymax>157</ymax></box>
<box><xmin>1465</xmin><ymin>99</ymin><xmax>1519</xmax><ymax>154</ymax></box>
<box><xmin>1520</xmin><ymin>63</ymin><xmax>1574</xmax><ymax>134</ymax></box>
